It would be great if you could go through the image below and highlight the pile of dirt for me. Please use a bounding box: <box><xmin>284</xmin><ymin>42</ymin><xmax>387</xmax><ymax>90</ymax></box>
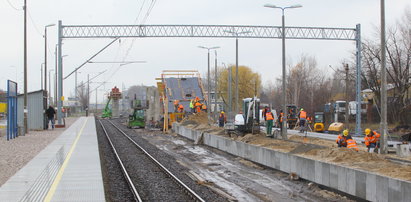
<box><xmin>184</xmin><ymin>112</ymin><xmax>209</xmax><ymax>124</ymax></box>
<box><xmin>176</xmin><ymin>122</ymin><xmax>411</xmax><ymax>181</ymax></box>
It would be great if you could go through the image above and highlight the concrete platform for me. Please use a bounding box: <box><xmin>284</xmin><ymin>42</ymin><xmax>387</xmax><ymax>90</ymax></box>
<box><xmin>174</xmin><ymin>123</ymin><xmax>411</xmax><ymax>202</ymax></box>
<box><xmin>0</xmin><ymin>116</ymin><xmax>105</xmax><ymax>202</ymax></box>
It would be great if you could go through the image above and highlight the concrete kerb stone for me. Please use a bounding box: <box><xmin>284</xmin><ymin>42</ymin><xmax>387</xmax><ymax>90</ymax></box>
<box><xmin>173</xmin><ymin>123</ymin><xmax>411</xmax><ymax>202</ymax></box>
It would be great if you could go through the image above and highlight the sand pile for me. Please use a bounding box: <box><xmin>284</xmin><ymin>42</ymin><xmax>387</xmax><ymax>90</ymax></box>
<box><xmin>184</xmin><ymin>112</ymin><xmax>209</xmax><ymax>124</ymax></box>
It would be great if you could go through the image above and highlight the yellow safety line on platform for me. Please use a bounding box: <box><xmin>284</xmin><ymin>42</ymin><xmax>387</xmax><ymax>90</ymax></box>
<box><xmin>43</xmin><ymin>117</ymin><xmax>89</xmax><ymax>202</ymax></box>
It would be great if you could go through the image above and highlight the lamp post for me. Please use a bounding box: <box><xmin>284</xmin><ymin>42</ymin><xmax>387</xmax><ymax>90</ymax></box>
<box><xmin>224</xmin><ymin>30</ymin><xmax>252</xmax><ymax>114</ymax></box>
<box><xmin>264</xmin><ymin>4</ymin><xmax>302</xmax><ymax>140</ymax></box>
<box><xmin>44</xmin><ymin>24</ymin><xmax>55</xmax><ymax>106</ymax></box>
<box><xmin>198</xmin><ymin>46</ymin><xmax>220</xmax><ymax>124</ymax></box>
<box><xmin>49</xmin><ymin>69</ymin><xmax>54</xmax><ymax>105</ymax></box>
<box><xmin>40</xmin><ymin>63</ymin><xmax>44</xmax><ymax>90</ymax></box>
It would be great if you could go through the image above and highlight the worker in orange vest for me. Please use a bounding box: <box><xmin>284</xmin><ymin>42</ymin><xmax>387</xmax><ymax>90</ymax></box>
<box><xmin>173</xmin><ymin>100</ymin><xmax>180</xmax><ymax>112</ymax></box>
<box><xmin>364</xmin><ymin>128</ymin><xmax>380</xmax><ymax>153</ymax></box>
<box><xmin>195</xmin><ymin>101</ymin><xmax>202</xmax><ymax>113</ymax></box>
<box><xmin>265</xmin><ymin>110</ymin><xmax>274</xmax><ymax>137</ymax></box>
<box><xmin>298</xmin><ymin>108</ymin><xmax>307</xmax><ymax>133</ymax></box>
<box><xmin>178</xmin><ymin>104</ymin><xmax>184</xmax><ymax>113</ymax></box>
<box><xmin>346</xmin><ymin>134</ymin><xmax>359</xmax><ymax>152</ymax></box>
<box><xmin>278</xmin><ymin>110</ymin><xmax>284</xmax><ymax>132</ymax></box>
<box><xmin>201</xmin><ymin>104</ymin><xmax>207</xmax><ymax>112</ymax></box>
<box><xmin>336</xmin><ymin>129</ymin><xmax>349</xmax><ymax>147</ymax></box>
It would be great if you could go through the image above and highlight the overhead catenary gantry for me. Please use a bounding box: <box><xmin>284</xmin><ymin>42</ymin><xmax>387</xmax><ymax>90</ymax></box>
<box><xmin>56</xmin><ymin>21</ymin><xmax>362</xmax><ymax>136</ymax></box>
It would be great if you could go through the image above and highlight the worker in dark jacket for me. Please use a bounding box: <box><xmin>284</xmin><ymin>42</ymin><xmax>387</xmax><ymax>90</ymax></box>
<box><xmin>45</xmin><ymin>106</ymin><xmax>56</xmax><ymax>130</ymax></box>
<box><xmin>218</xmin><ymin>111</ymin><xmax>226</xmax><ymax>127</ymax></box>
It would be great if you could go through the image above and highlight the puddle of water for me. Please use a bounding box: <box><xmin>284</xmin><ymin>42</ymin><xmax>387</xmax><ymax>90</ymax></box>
<box><xmin>171</xmin><ymin>139</ymin><xmax>186</xmax><ymax>145</ymax></box>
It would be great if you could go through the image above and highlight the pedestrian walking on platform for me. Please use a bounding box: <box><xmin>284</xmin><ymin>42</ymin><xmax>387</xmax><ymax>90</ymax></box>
<box><xmin>45</xmin><ymin>106</ymin><xmax>56</xmax><ymax>130</ymax></box>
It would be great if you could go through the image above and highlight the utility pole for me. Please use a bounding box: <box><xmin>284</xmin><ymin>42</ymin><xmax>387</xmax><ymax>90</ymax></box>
<box><xmin>49</xmin><ymin>70</ymin><xmax>54</xmax><ymax>105</ymax></box>
<box><xmin>207</xmin><ymin>50</ymin><xmax>210</xmax><ymax>123</ymax></box>
<box><xmin>41</xmin><ymin>64</ymin><xmax>43</xmax><ymax>90</ymax></box>
<box><xmin>214</xmin><ymin>50</ymin><xmax>218</xmax><ymax>121</ymax></box>
<box><xmin>23</xmin><ymin>0</ymin><xmax>27</xmax><ymax>134</ymax></box>
<box><xmin>264</xmin><ymin>4</ymin><xmax>302</xmax><ymax>140</ymax></box>
<box><xmin>198</xmin><ymin>46</ymin><xmax>220</xmax><ymax>124</ymax></box>
<box><xmin>380</xmin><ymin>0</ymin><xmax>388</xmax><ymax>154</ymax></box>
<box><xmin>227</xmin><ymin>65</ymin><xmax>232</xmax><ymax>122</ymax></box>
<box><xmin>235</xmin><ymin>37</ymin><xmax>239</xmax><ymax>114</ymax></box>
<box><xmin>75</xmin><ymin>70</ymin><xmax>78</xmax><ymax>102</ymax></box>
<box><xmin>87</xmin><ymin>74</ymin><xmax>90</xmax><ymax>117</ymax></box>
<box><xmin>345</xmin><ymin>64</ymin><xmax>349</xmax><ymax>127</ymax></box>
<box><xmin>54</xmin><ymin>45</ymin><xmax>57</xmax><ymax>107</ymax></box>
<box><xmin>44</xmin><ymin>24</ymin><xmax>55</xmax><ymax>108</ymax></box>
<box><xmin>96</xmin><ymin>86</ymin><xmax>98</xmax><ymax>113</ymax></box>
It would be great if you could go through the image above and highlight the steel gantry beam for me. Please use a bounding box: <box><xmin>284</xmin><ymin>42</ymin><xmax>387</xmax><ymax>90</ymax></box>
<box><xmin>61</xmin><ymin>24</ymin><xmax>356</xmax><ymax>40</ymax></box>
<box><xmin>56</xmin><ymin>22</ymin><xmax>362</xmax><ymax>137</ymax></box>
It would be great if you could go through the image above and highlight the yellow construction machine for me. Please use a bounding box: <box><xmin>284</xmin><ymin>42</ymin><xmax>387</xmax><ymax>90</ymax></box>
<box><xmin>313</xmin><ymin>112</ymin><xmax>325</xmax><ymax>132</ymax></box>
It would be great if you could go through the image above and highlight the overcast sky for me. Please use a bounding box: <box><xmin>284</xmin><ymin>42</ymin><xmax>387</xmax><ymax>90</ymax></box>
<box><xmin>1</xmin><ymin>0</ymin><xmax>410</xmax><ymax>102</ymax></box>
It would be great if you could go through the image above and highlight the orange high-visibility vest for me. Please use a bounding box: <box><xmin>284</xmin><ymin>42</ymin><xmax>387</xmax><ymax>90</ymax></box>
<box><xmin>373</xmin><ymin>131</ymin><xmax>381</xmax><ymax>142</ymax></box>
<box><xmin>347</xmin><ymin>139</ymin><xmax>359</xmax><ymax>151</ymax></box>
<box><xmin>279</xmin><ymin>113</ymin><xmax>284</xmax><ymax>122</ymax></box>
<box><xmin>364</xmin><ymin>135</ymin><xmax>376</xmax><ymax>146</ymax></box>
<box><xmin>266</xmin><ymin>112</ymin><xmax>274</xmax><ymax>120</ymax></box>
<box><xmin>299</xmin><ymin>111</ymin><xmax>307</xmax><ymax>119</ymax></box>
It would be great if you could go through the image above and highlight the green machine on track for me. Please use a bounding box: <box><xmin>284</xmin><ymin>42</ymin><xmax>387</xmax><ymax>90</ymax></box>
<box><xmin>127</xmin><ymin>100</ymin><xmax>147</xmax><ymax>128</ymax></box>
<box><xmin>101</xmin><ymin>97</ymin><xmax>112</xmax><ymax>118</ymax></box>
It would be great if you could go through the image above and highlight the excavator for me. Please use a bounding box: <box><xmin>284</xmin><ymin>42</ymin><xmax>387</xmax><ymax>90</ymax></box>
<box><xmin>127</xmin><ymin>99</ymin><xmax>147</xmax><ymax>128</ymax></box>
<box><xmin>101</xmin><ymin>98</ymin><xmax>112</xmax><ymax>118</ymax></box>
<box><xmin>234</xmin><ymin>97</ymin><xmax>261</xmax><ymax>134</ymax></box>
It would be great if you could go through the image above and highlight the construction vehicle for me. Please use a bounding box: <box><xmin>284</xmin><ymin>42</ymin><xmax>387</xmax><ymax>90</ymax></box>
<box><xmin>286</xmin><ymin>104</ymin><xmax>298</xmax><ymax>129</ymax></box>
<box><xmin>101</xmin><ymin>98</ymin><xmax>112</xmax><ymax>118</ymax></box>
<box><xmin>101</xmin><ymin>86</ymin><xmax>122</xmax><ymax>119</ymax></box>
<box><xmin>234</xmin><ymin>97</ymin><xmax>261</xmax><ymax>134</ymax></box>
<box><xmin>157</xmin><ymin>70</ymin><xmax>205</xmax><ymax>132</ymax></box>
<box><xmin>127</xmin><ymin>99</ymin><xmax>148</xmax><ymax>128</ymax></box>
<box><xmin>313</xmin><ymin>112</ymin><xmax>325</xmax><ymax>132</ymax></box>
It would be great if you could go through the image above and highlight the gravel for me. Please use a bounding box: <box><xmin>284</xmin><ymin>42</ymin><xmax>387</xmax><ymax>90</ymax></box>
<box><xmin>99</xmin><ymin>119</ymin><xmax>194</xmax><ymax>201</ymax></box>
<box><xmin>109</xmin><ymin>119</ymin><xmax>227</xmax><ymax>201</ymax></box>
<box><xmin>0</xmin><ymin>117</ymin><xmax>78</xmax><ymax>186</ymax></box>
<box><xmin>95</xmin><ymin>119</ymin><xmax>135</xmax><ymax>202</ymax></box>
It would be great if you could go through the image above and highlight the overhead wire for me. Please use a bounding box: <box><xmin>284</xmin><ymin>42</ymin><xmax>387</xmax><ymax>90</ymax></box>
<box><xmin>5</xmin><ymin>0</ymin><xmax>22</xmax><ymax>11</ymax></box>
<box><xmin>103</xmin><ymin>0</ymin><xmax>158</xmax><ymax>88</ymax></box>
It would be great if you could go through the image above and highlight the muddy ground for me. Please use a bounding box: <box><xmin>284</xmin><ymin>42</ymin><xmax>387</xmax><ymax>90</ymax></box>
<box><xmin>135</xmin><ymin>128</ymin><xmax>354</xmax><ymax>202</ymax></box>
<box><xmin>180</xmin><ymin>112</ymin><xmax>411</xmax><ymax>182</ymax></box>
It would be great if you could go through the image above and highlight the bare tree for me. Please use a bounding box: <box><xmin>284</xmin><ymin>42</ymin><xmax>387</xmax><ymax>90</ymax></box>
<box><xmin>77</xmin><ymin>81</ymin><xmax>88</xmax><ymax>109</ymax></box>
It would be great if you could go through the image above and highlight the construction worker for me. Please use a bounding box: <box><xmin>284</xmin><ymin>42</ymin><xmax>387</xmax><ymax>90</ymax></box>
<box><xmin>336</xmin><ymin>129</ymin><xmax>349</xmax><ymax>147</ymax></box>
<box><xmin>173</xmin><ymin>100</ymin><xmax>180</xmax><ymax>112</ymax></box>
<box><xmin>364</xmin><ymin>128</ymin><xmax>380</xmax><ymax>153</ymax></box>
<box><xmin>262</xmin><ymin>106</ymin><xmax>269</xmax><ymax>121</ymax></box>
<box><xmin>195</xmin><ymin>101</ymin><xmax>202</xmax><ymax>113</ymax></box>
<box><xmin>346</xmin><ymin>135</ymin><xmax>359</xmax><ymax>151</ymax></box>
<box><xmin>189</xmin><ymin>99</ymin><xmax>195</xmax><ymax>113</ymax></box>
<box><xmin>218</xmin><ymin>111</ymin><xmax>226</xmax><ymax>127</ymax></box>
<box><xmin>178</xmin><ymin>104</ymin><xmax>184</xmax><ymax>113</ymax></box>
<box><xmin>201</xmin><ymin>104</ymin><xmax>207</xmax><ymax>112</ymax></box>
<box><xmin>278</xmin><ymin>110</ymin><xmax>284</xmax><ymax>132</ymax></box>
<box><xmin>265</xmin><ymin>110</ymin><xmax>274</xmax><ymax>137</ymax></box>
<box><xmin>299</xmin><ymin>108</ymin><xmax>307</xmax><ymax>133</ymax></box>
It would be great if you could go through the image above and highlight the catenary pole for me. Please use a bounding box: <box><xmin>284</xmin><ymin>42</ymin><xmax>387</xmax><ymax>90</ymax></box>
<box><xmin>23</xmin><ymin>0</ymin><xmax>27</xmax><ymax>134</ymax></box>
<box><xmin>380</xmin><ymin>0</ymin><xmax>388</xmax><ymax>154</ymax></box>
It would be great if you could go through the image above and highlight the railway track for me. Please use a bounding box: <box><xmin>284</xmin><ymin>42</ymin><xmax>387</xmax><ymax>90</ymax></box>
<box><xmin>98</xmin><ymin>119</ymin><xmax>205</xmax><ymax>202</ymax></box>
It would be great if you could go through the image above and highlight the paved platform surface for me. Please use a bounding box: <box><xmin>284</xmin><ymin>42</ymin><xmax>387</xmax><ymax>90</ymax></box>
<box><xmin>0</xmin><ymin>116</ymin><xmax>105</xmax><ymax>202</ymax></box>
